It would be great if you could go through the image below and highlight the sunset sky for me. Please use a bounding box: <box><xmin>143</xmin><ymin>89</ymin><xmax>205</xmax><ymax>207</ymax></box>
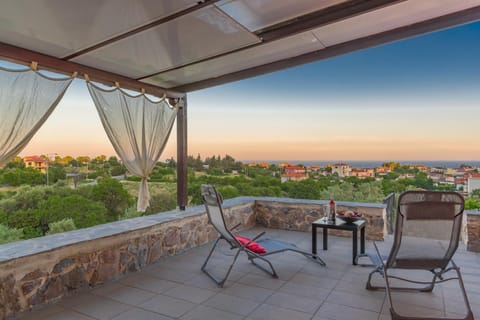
<box><xmin>17</xmin><ymin>20</ymin><xmax>480</xmax><ymax>162</ymax></box>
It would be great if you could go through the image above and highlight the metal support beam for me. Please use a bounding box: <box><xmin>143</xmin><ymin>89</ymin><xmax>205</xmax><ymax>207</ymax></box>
<box><xmin>176</xmin><ymin>96</ymin><xmax>188</xmax><ymax>210</ymax></box>
<box><xmin>0</xmin><ymin>42</ymin><xmax>184</xmax><ymax>99</ymax></box>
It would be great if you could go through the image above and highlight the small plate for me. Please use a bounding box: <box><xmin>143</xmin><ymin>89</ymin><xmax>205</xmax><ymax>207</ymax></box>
<box><xmin>337</xmin><ymin>211</ymin><xmax>362</xmax><ymax>224</ymax></box>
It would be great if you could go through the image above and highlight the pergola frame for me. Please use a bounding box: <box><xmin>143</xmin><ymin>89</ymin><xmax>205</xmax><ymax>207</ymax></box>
<box><xmin>0</xmin><ymin>1</ymin><xmax>479</xmax><ymax>210</ymax></box>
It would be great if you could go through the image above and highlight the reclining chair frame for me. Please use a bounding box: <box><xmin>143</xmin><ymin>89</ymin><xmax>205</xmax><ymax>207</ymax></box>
<box><xmin>366</xmin><ymin>190</ymin><xmax>473</xmax><ymax>320</ymax></box>
<box><xmin>201</xmin><ymin>184</ymin><xmax>325</xmax><ymax>287</ymax></box>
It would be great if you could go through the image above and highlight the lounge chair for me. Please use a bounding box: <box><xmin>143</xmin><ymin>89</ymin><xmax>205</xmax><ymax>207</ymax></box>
<box><xmin>366</xmin><ymin>190</ymin><xmax>473</xmax><ymax>320</ymax></box>
<box><xmin>201</xmin><ymin>184</ymin><xmax>326</xmax><ymax>287</ymax></box>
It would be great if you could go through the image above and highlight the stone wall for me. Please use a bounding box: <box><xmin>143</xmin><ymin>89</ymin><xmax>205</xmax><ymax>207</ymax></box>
<box><xmin>466</xmin><ymin>211</ymin><xmax>480</xmax><ymax>253</ymax></box>
<box><xmin>0</xmin><ymin>200</ymin><xmax>256</xmax><ymax>319</ymax></box>
<box><xmin>255</xmin><ymin>198</ymin><xmax>386</xmax><ymax>241</ymax></box>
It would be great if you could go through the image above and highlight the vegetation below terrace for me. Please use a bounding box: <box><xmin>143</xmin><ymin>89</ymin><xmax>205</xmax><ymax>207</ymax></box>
<box><xmin>1</xmin><ymin>154</ymin><xmax>479</xmax><ymax>245</ymax></box>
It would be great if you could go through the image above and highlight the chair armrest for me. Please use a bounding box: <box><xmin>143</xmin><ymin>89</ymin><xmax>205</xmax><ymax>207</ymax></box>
<box><xmin>247</xmin><ymin>231</ymin><xmax>265</xmax><ymax>244</ymax></box>
<box><xmin>230</xmin><ymin>223</ymin><xmax>242</xmax><ymax>231</ymax></box>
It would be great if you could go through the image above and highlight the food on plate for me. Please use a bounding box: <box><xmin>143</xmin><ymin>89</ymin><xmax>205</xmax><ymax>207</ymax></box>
<box><xmin>337</xmin><ymin>210</ymin><xmax>362</xmax><ymax>217</ymax></box>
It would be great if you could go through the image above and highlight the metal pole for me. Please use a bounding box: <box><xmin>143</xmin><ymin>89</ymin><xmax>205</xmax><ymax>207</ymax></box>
<box><xmin>177</xmin><ymin>96</ymin><xmax>188</xmax><ymax>210</ymax></box>
<box><xmin>46</xmin><ymin>158</ymin><xmax>49</xmax><ymax>185</ymax></box>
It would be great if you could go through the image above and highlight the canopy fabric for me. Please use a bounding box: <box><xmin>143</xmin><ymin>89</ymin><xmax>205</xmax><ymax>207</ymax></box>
<box><xmin>87</xmin><ymin>82</ymin><xmax>177</xmax><ymax>212</ymax></box>
<box><xmin>0</xmin><ymin>65</ymin><xmax>74</xmax><ymax>167</ymax></box>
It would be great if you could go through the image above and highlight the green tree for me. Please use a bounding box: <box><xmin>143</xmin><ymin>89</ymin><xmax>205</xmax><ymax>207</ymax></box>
<box><xmin>36</xmin><ymin>195</ymin><xmax>107</xmax><ymax>232</ymax></box>
<box><xmin>3</xmin><ymin>156</ymin><xmax>25</xmax><ymax>169</ymax></box>
<box><xmin>76</xmin><ymin>156</ymin><xmax>90</xmax><ymax>164</ymax></box>
<box><xmin>320</xmin><ymin>181</ymin><xmax>383</xmax><ymax>203</ymax></box>
<box><xmin>47</xmin><ymin>164</ymin><xmax>66</xmax><ymax>184</ymax></box>
<box><xmin>412</xmin><ymin>172</ymin><xmax>434</xmax><ymax>190</ymax></box>
<box><xmin>217</xmin><ymin>185</ymin><xmax>240</xmax><ymax>199</ymax></box>
<box><xmin>465</xmin><ymin>197</ymin><xmax>480</xmax><ymax>210</ymax></box>
<box><xmin>1</xmin><ymin>167</ymin><xmax>45</xmax><ymax>186</ymax></box>
<box><xmin>286</xmin><ymin>180</ymin><xmax>320</xmax><ymax>199</ymax></box>
<box><xmin>110</xmin><ymin>165</ymin><xmax>127</xmax><ymax>176</ymax></box>
<box><xmin>91</xmin><ymin>178</ymin><xmax>133</xmax><ymax>221</ymax></box>
<box><xmin>145</xmin><ymin>191</ymin><xmax>177</xmax><ymax>214</ymax></box>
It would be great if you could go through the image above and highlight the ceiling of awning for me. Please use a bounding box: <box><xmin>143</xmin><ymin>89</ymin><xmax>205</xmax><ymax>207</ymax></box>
<box><xmin>1</xmin><ymin>0</ymin><xmax>479</xmax><ymax>95</ymax></box>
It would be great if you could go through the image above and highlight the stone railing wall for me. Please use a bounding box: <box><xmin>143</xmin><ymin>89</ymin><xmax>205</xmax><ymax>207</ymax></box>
<box><xmin>0</xmin><ymin>197</ymin><xmax>385</xmax><ymax>318</ymax></box>
<box><xmin>255</xmin><ymin>198</ymin><xmax>386</xmax><ymax>240</ymax></box>
<box><xmin>465</xmin><ymin>211</ymin><xmax>480</xmax><ymax>253</ymax></box>
<box><xmin>0</xmin><ymin>199</ymin><xmax>256</xmax><ymax>319</ymax></box>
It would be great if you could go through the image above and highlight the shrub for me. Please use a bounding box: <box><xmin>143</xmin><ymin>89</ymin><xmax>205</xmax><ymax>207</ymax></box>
<box><xmin>118</xmin><ymin>207</ymin><xmax>143</xmax><ymax>220</ymax></box>
<box><xmin>0</xmin><ymin>224</ymin><xmax>23</xmax><ymax>244</ymax></box>
<box><xmin>36</xmin><ymin>195</ymin><xmax>107</xmax><ymax>230</ymax></box>
<box><xmin>46</xmin><ymin>218</ymin><xmax>76</xmax><ymax>235</ymax></box>
<box><xmin>145</xmin><ymin>191</ymin><xmax>176</xmax><ymax>215</ymax></box>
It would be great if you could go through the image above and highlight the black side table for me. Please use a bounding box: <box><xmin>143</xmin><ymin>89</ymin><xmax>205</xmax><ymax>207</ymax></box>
<box><xmin>312</xmin><ymin>218</ymin><xmax>366</xmax><ymax>265</ymax></box>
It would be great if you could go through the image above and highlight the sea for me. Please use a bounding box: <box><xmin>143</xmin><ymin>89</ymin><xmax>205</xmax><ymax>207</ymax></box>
<box><xmin>243</xmin><ymin>160</ymin><xmax>480</xmax><ymax>169</ymax></box>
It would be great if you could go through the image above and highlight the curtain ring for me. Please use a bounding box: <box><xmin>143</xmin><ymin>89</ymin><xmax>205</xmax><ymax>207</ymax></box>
<box><xmin>141</xmin><ymin>88</ymin><xmax>146</xmax><ymax>94</ymax></box>
<box><xmin>162</xmin><ymin>93</ymin><xmax>167</xmax><ymax>100</ymax></box>
<box><xmin>72</xmin><ymin>71</ymin><xmax>78</xmax><ymax>78</ymax></box>
<box><xmin>30</xmin><ymin>61</ymin><xmax>38</xmax><ymax>71</ymax></box>
<box><xmin>84</xmin><ymin>74</ymin><xmax>91</xmax><ymax>82</ymax></box>
<box><xmin>115</xmin><ymin>82</ymin><xmax>120</xmax><ymax>88</ymax></box>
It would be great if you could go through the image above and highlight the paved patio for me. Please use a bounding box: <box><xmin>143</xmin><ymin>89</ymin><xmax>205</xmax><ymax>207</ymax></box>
<box><xmin>16</xmin><ymin>228</ymin><xmax>480</xmax><ymax>320</ymax></box>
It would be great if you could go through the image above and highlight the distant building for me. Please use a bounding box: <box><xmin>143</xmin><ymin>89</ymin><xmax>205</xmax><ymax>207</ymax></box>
<box><xmin>285</xmin><ymin>166</ymin><xmax>305</xmax><ymax>174</ymax></box>
<box><xmin>279</xmin><ymin>163</ymin><xmax>294</xmax><ymax>168</ymax></box>
<box><xmin>455</xmin><ymin>177</ymin><xmax>466</xmax><ymax>191</ymax></box>
<box><xmin>350</xmin><ymin>168</ymin><xmax>374</xmax><ymax>178</ymax></box>
<box><xmin>467</xmin><ymin>174</ymin><xmax>480</xmax><ymax>194</ymax></box>
<box><xmin>430</xmin><ymin>167</ymin><xmax>444</xmax><ymax>174</ymax></box>
<box><xmin>397</xmin><ymin>173</ymin><xmax>415</xmax><ymax>180</ymax></box>
<box><xmin>281</xmin><ymin>173</ymin><xmax>308</xmax><ymax>183</ymax></box>
<box><xmin>428</xmin><ymin>173</ymin><xmax>443</xmax><ymax>182</ymax></box>
<box><xmin>332</xmin><ymin>163</ymin><xmax>351</xmax><ymax>177</ymax></box>
<box><xmin>308</xmin><ymin>165</ymin><xmax>321</xmax><ymax>172</ymax></box>
<box><xmin>247</xmin><ymin>162</ymin><xmax>269</xmax><ymax>168</ymax></box>
<box><xmin>23</xmin><ymin>155</ymin><xmax>47</xmax><ymax>173</ymax></box>
<box><xmin>376</xmin><ymin>166</ymin><xmax>391</xmax><ymax>176</ymax></box>
<box><xmin>415</xmin><ymin>165</ymin><xmax>429</xmax><ymax>173</ymax></box>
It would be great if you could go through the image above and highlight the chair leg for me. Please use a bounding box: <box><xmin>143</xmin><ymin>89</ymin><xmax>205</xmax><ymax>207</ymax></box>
<box><xmin>303</xmin><ymin>252</ymin><xmax>327</xmax><ymax>266</ymax></box>
<box><xmin>201</xmin><ymin>237</ymin><xmax>242</xmax><ymax>287</ymax></box>
<box><xmin>367</xmin><ymin>268</ymin><xmax>438</xmax><ymax>292</ymax></box>
<box><xmin>284</xmin><ymin>246</ymin><xmax>327</xmax><ymax>266</ymax></box>
<box><xmin>366</xmin><ymin>267</ymin><xmax>383</xmax><ymax>290</ymax></box>
<box><xmin>384</xmin><ymin>265</ymin><xmax>475</xmax><ymax>320</ymax></box>
<box><xmin>248</xmin><ymin>254</ymin><xmax>279</xmax><ymax>278</ymax></box>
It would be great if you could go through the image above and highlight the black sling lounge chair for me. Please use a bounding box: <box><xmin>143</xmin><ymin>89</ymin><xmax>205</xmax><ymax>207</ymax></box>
<box><xmin>201</xmin><ymin>184</ymin><xmax>326</xmax><ymax>287</ymax></box>
<box><xmin>366</xmin><ymin>190</ymin><xmax>473</xmax><ymax>320</ymax></box>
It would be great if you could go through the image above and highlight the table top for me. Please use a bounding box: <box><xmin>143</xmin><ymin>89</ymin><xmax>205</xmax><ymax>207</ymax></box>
<box><xmin>313</xmin><ymin>217</ymin><xmax>365</xmax><ymax>230</ymax></box>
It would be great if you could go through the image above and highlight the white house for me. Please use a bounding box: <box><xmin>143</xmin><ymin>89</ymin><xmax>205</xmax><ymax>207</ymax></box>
<box><xmin>467</xmin><ymin>174</ymin><xmax>480</xmax><ymax>194</ymax></box>
<box><xmin>332</xmin><ymin>163</ymin><xmax>351</xmax><ymax>177</ymax></box>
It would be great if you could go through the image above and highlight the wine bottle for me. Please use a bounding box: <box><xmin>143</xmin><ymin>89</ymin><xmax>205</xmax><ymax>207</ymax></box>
<box><xmin>329</xmin><ymin>194</ymin><xmax>336</xmax><ymax>222</ymax></box>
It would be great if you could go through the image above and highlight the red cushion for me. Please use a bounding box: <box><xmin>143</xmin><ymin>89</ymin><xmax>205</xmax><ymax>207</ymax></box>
<box><xmin>235</xmin><ymin>236</ymin><xmax>267</xmax><ymax>254</ymax></box>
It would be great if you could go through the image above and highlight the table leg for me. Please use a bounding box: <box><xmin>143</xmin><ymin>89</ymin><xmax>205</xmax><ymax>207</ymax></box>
<box><xmin>323</xmin><ymin>227</ymin><xmax>328</xmax><ymax>250</ymax></box>
<box><xmin>312</xmin><ymin>224</ymin><xmax>317</xmax><ymax>255</ymax></box>
<box><xmin>360</xmin><ymin>225</ymin><xmax>365</xmax><ymax>254</ymax></box>
<box><xmin>353</xmin><ymin>229</ymin><xmax>358</xmax><ymax>265</ymax></box>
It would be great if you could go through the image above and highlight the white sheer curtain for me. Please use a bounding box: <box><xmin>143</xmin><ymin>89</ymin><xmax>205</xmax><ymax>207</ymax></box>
<box><xmin>87</xmin><ymin>82</ymin><xmax>177</xmax><ymax>212</ymax></box>
<box><xmin>0</xmin><ymin>64</ymin><xmax>74</xmax><ymax>167</ymax></box>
